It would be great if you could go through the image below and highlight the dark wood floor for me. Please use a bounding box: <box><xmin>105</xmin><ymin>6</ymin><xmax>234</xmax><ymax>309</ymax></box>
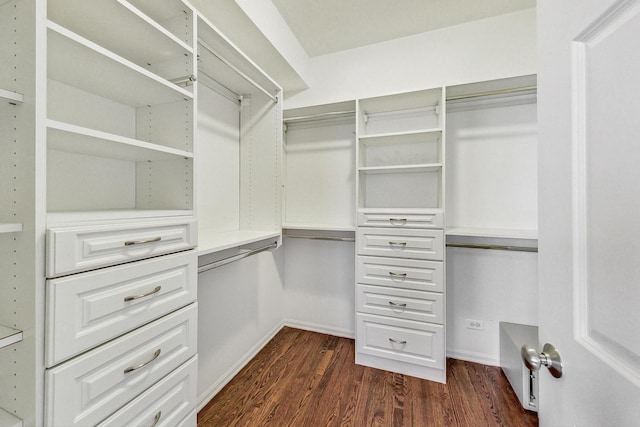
<box><xmin>198</xmin><ymin>327</ymin><xmax>538</xmax><ymax>427</ymax></box>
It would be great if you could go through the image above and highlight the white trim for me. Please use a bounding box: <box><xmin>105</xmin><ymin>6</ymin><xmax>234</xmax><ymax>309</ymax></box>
<box><xmin>282</xmin><ymin>319</ymin><xmax>355</xmax><ymax>339</ymax></box>
<box><xmin>446</xmin><ymin>348</ymin><xmax>500</xmax><ymax>367</ymax></box>
<box><xmin>196</xmin><ymin>320</ymin><xmax>285</xmax><ymax>411</ymax></box>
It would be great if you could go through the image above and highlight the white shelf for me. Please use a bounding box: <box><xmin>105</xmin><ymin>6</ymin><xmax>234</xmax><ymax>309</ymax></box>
<box><xmin>47</xmin><ymin>209</ymin><xmax>193</xmax><ymax>226</ymax></box>
<box><xmin>197</xmin><ymin>229</ymin><xmax>281</xmax><ymax>256</ymax></box>
<box><xmin>0</xmin><ymin>325</ymin><xmax>22</xmax><ymax>350</ymax></box>
<box><xmin>359</xmin><ymin>88</ymin><xmax>443</xmax><ymax>114</ymax></box>
<box><xmin>47</xmin><ymin>120</ymin><xmax>193</xmax><ymax>161</ymax></box>
<box><xmin>48</xmin><ymin>21</ymin><xmax>192</xmax><ymax>108</ymax></box>
<box><xmin>359</xmin><ymin>128</ymin><xmax>442</xmax><ymax>142</ymax></box>
<box><xmin>359</xmin><ymin>164</ymin><xmax>442</xmax><ymax>174</ymax></box>
<box><xmin>0</xmin><ymin>89</ymin><xmax>23</xmax><ymax>104</ymax></box>
<box><xmin>48</xmin><ymin>0</ymin><xmax>192</xmax><ymax>73</ymax></box>
<box><xmin>0</xmin><ymin>408</ymin><xmax>22</xmax><ymax>427</ymax></box>
<box><xmin>446</xmin><ymin>227</ymin><xmax>538</xmax><ymax>240</ymax></box>
<box><xmin>0</xmin><ymin>223</ymin><xmax>22</xmax><ymax>234</ymax></box>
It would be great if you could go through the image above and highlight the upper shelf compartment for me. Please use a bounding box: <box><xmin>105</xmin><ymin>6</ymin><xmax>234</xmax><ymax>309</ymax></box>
<box><xmin>197</xmin><ymin>15</ymin><xmax>280</xmax><ymax>103</ymax></box>
<box><xmin>48</xmin><ymin>0</ymin><xmax>193</xmax><ymax>84</ymax></box>
<box><xmin>359</xmin><ymin>129</ymin><xmax>442</xmax><ymax>169</ymax></box>
<box><xmin>47</xmin><ymin>22</ymin><xmax>192</xmax><ymax>108</ymax></box>
<box><xmin>358</xmin><ymin>88</ymin><xmax>444</xmax><ymax>136</ymax></box>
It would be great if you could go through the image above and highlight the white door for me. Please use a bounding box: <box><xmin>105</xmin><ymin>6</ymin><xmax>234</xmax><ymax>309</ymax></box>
<box><xmin>537</xmin><ymin>0</ymin><xmax>640</xmax><ymax>425</ymax></box>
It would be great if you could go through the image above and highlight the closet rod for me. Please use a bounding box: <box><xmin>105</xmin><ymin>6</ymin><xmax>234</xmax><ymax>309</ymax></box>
<box><xmin>198</xmin><ymin>241</ymin><xmax>278</xmax><ymax>273</ymax></box>
<box><xmin>198</xmin><ymin>40</ymin><xmax>278</xmax><ymax>104</ymax></box>
<box><xmin>285</xmin><ymin>235</ymin><xmax>355</xmax><ymax>242</ymax></box>
<box><xmin>446</xmin><ymin>86</ymin><xmax>537</xmax><ymax>101</ymax></box>
<box><xmin>446</xmin><ymin>243</ymin><xmax>538</xmax><ymax>253</ymax></box>
<box><xmin>284</xmin><ymin>110</ymin><xmax>356</xmax><ymax>123</ymax></box>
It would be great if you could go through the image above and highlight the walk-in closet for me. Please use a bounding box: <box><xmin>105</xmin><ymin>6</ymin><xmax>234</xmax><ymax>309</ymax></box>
<box><xmin>2</xmin><ymin>0</ymin><xmax>639</xmax><ymax>426</ymax></box>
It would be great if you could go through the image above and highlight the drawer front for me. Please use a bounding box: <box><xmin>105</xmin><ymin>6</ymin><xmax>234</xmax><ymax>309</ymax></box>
<box><xmin>46</xmin><ymin>251</ymin><xmax>197</xmax><ymax>367</ymax></box>
<box><xmin>177</xmin><ymin>410</ymin><xmax>197</xmax><ymax>427</ymax></box>
<box><xmin>97</xmin><ymin>356</ymin><xmax>197</xmax><ymax>427</ymax></box>
<box><xmin>356</xmin><ymin>313</ymin><xmax>444</xmax><ymax>369</ymax></box>
<box><xmin>46</xmin><ymin>217</ymin><xmax>197</xmax><ymax>277</ymax></box>
<box><xmin>45</xmin><ymin>304</ymin><xmax>197</xmax><ymax>427</ymax></box>
<box><xmin>357</xmin><ymin>284</ymin><xmax>444</xmax><ymax>324</ymax></box>
<box><xmin>358</xmin><ymin>210</ymin><xmax>444</xmax><ymax>229</ymax></box>
<box><xmin>357</xmin><ymin>256</ymin><xmax>443</xmax><ymax>292</ymax></box>
<box><xmin>357</xmin><ymin>228</ymin><xmax>444</xmax><ymax>260</ymax></box>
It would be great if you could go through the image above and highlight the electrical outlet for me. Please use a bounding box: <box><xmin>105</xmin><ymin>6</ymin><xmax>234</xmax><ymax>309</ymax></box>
<box><xmin>466</xmin><ymin>319</ymin><xmax>484</xmax><ymax>330</ymax></box>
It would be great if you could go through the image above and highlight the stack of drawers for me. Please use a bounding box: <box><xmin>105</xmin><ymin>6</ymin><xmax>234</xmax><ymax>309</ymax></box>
<box><xmin>44</xmin><ymin>218</ymin><xmax>199</xmax><ymax>426</ymax></box>
<box><xmin>355</xmin><ymin>208</ymin><xmax>446</xmax><ymax>382</ymax></box>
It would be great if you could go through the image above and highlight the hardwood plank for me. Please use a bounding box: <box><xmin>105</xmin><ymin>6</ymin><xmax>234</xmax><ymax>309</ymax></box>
<box><xmin>198</xmin><ymin>328</ymin><xmax>538</xmax><ymax>427</ymax></box>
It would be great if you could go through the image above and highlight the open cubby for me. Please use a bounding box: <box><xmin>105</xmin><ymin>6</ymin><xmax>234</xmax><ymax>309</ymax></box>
<box><xmin>45</xmin><ymin>6</ymin><xmax>195</xmax><ymax>220</ymax></box>
<box><xmin>196</xmin><ymin>15</ymin><xmax>282</xmax><ymax>255</ymax></box>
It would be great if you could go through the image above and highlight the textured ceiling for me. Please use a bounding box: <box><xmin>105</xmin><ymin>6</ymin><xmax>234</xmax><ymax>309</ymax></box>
<box><xmin>272</xmin><ymin>0</ymin><xmax>536</xmax><ymax>57</ymax></box>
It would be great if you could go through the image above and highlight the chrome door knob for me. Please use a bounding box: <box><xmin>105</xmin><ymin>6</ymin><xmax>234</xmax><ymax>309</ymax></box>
<box><xmin>521</xmin><ymin>343</ymin><xmax>563</xmax><ymax>378</ymax></box>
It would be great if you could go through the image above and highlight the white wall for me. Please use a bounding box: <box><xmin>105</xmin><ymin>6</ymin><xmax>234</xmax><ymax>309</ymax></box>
<box><xmin>285</xmin><ymin>8</ymin><xmax>537</xmax><ymax>108</ymax></box>
<box><xmin>197</xmin><ymin>249</ymin><xmax>285</xmax><ymax>409</ymax></box>
<box><xmin>446</xmin><ymin>248</ymin><xmax>538</xmax><ymax>365</ymax></box>
<box><xmin>282</xmin><ymin>238</ymin><xmax>355</xmax><ymax>337</ymax></box>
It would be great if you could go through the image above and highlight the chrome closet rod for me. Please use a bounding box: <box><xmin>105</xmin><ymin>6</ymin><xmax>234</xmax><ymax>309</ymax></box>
<box><xmin>285</xmin><ymin>235</ymin><xmax>355</xmax><ymax>242</ymax></box>
<box><xmin>446</xmin><ymin>243</ymin><xmax>538</xmax><ymax>253</ymax></box>
<box><xmin>446</xmin><ymin>85</ymin><xmax>537</xmax><ymax>101</ymax></box>
<box><xmin>198</xmin><ymin>40</ymin><xmax>278</xmax><ymax>104</ymax></box>
<box><xmin>284</xmin><ymin>110</ymin><xmax>356</xmax><ymax>123</ymax></box>
<box><xmin>198</xmin><ymin>242</ymin><xmax>278</xmax><ymax>273</ymax></box>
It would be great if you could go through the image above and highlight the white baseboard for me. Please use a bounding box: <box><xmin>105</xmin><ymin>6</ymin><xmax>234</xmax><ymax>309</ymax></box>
<box><xmin>283</xmin><ymin>318</ymin><xmax>355</xmax><ymax>339</ymax></box>
<box><xmin>197</xmin><ymin>320</ymin><xmax>285</xmax><ymax>411</ymax></box>
<box><xmin>447</xmin><ymin>348</ymin><xmax>500</xmax><ymax>367</ymax></box>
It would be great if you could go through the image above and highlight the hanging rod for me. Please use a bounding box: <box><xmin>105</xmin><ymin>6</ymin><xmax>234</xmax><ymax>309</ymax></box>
<box><xmin>198</xmin><ymin>40</ymin><xmax>278</xmax><ymax>104</ymax></box>
<box><xmin>446</xmin><ymin>86</ymin><xmax>537</xmax><ymax>101</ymax></box>
<box><xmin>446</xmin><ymin>243</ymin><xmax>538</xmax><ymax>253</ymax></box>
<box><xmin>284</xmin><ymin>110</ymin><xmax>356</xmax><ymax>123</ymax></box>
<box><xmin>285</xmin><ymin>235</ymin><xmax>355</xmax><ymax>242</ymax></box>
<box><xmin>198</xmin><ymin>241</ymin><xmax>278</xmax><ymax>273</ymax></box>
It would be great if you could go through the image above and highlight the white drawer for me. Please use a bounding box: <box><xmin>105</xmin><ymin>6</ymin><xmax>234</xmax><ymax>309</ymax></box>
<box><xmin>45</xmin><ymin>303</ymin><xmax>197</xmax><ymax>427</ymax></box>
<box><xmin>357</xmin><ymin>284</ymin><xmax>444</xmax><ymax>324</ymax></box>
<box><xmin>357</xmin><ymin>256</ymin><xmax>443</xmax><ymax>292</ymax></box>
<box><xmin>358</xmin><ymin>209</ymin><xmax>443</xmax><ymax>229</ymax></box>
<box><xmin>46</xmin><ymin>217</ymin><xmax>197</xmax><ymax>277</ymax></box>
<box><xmin>357</xmin><ymin>227</ymin><xmax>444</xmax><ymax>260</ymax></box>
<box><xmin>45</xmin><ymin>251</ymin><xmax>197</xmax><ymax>367</ymax></box>
<box><xmin>97</xmin><ymin>356</ymin><xmax>197</xmax><ymax>427</ymax></box>
<box><xmin>177</xmin><ymin>410</ymin><xmax>197</xmax><ymax>427</ymax></box>
<box><xmin>356</xmin><ymin>313</ymin><xmax>444</xmax><ymax>369</ymax></box>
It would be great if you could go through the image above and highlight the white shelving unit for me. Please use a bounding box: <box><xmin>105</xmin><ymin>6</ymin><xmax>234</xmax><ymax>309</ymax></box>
<box><xmin>355</xmin><ymin>87</ymin><xmax>447</xmax><ymax>383</ymax></box>
<box><xmin>0</xmin><ymin>1</ymin><xmax>34</xmax><ymax>424</ymax></box>
<box><xmin>196</xmin><ymin>14</ymin><xmax>282</xmax><ymax>257</ymax></box>
<box><xmin>46</xmin><ymin>0</ymin><xmax>195</xmax><ymax>222</ymax></box>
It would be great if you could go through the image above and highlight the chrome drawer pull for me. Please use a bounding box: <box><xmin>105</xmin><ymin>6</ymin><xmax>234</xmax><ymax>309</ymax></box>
<box><xmin>124</xmin><ymin>285</ymin><xmax>162</xmax><ymax>302</ymax></box>
<box><xmin>124</xmin><ymin>236</ymin><xmax>162</xmax><ymax>246</ymax></box>
<box><xmin>124</xmin><ymin>348</ymin><xmax>161</xmax><ymax>374</ymax></box>
<box><xmin>150</xmin><ymin>411</ymin><xmax>162</xmax><ymax>427</ymax></box>
<box><xmin>388</xmin><ymin>241</ymin><xmax>407</xmax><ymax>246</ymax></box>
<box><xmin>388</xmin><ymin>301</ymin><xmax>407</xmax><ymax>307</ymax></box>
<box><xmin>389</xmin><ymin>338</ymin><xmax>407</xmax><ymax>345</ymax></box>
<box><xmin>388</xmin><ymin>271</ymin><xmax>407</xmax><ymax>278</ymax></box>
<box><xmin>389</xmin><ymin>218</ymin><xmax>407</xmax><ymax>223</ymax></box>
